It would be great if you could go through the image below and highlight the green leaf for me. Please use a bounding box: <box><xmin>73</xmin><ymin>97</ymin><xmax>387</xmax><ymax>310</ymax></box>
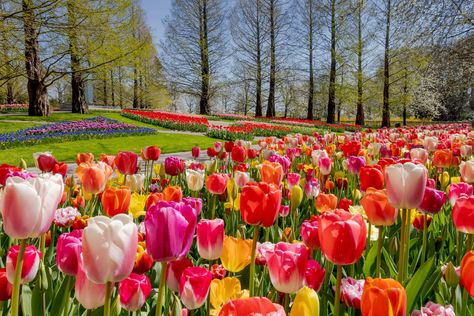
<box><xmin>363</xmin><ymin>243</ymin><xmax>378</xmax><ymax>276</ymax></box>
<box><xmin>382</xmin><ymin>248</ymin><xmax>397</xmax><ymax>277</ymax></box>
<box><xmin>50</xmin><ymin>275</ymin><xmax>72</xmax><ymax>316</ymax></box>
<box><xmin>406</xmin><ymin>256</ymin><xmax>435</xmax><ymax>312</ymax></box>
<box><xmin>21</xmin><ymin>285</ymin><xmax>33</xmax><ymax>316</ymax></box>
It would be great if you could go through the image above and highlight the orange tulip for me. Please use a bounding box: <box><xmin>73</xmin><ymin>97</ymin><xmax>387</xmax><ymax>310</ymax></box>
<box><xmin>360</xmin><ymin>188</ymin><xmax>397</xmax><ymax>226</ymax></box>
<box><xmin>316</xmin><ymin>193</ymin><xmax>337</xmax><ymax>213</ymax></box>
<box><xmin>75</xmin><ymin>162</ymin><xmax>112</xmax><ymax>194</ymax></box>
<box><xmin>101</xmin><ymin>186</ymin><xmax>131</xmax><ymax>216</ymax></box>
<box><xmin>260</xmin><ymin>161</ymin><xmax>284</xmax><ymax>186</ymax></box>
<box><xmin>76</xmin><ymin>152</ymin><xmax>94</xmax><ymax>165</ymax></box>
<box><xmin>99</xmin><ymin>154</ymin><xmax>116</xmax><ymax>168</ymax></box>
<box><xmin>433</xmin><ymin>149</ymin><xmax>455</xmax><ymax>168</ymax></box>
<box><xmin>461</xmin><ymin>251</ymin><xmax>474</xmax><ymax>298</ymax></box>
<box><xmin>163</xmin><ymin>185</ymin><xmax>183</xmax><ymax>202</ymax></box>
<box><xmin>145</xmin><ymin>193</ymin><xmax>164</xmax><ymax>210</ymax></box>
<box><xmin>361</xmin><ymin>278</ymin><xmax>406</xmax><ymax>316</ymax></box>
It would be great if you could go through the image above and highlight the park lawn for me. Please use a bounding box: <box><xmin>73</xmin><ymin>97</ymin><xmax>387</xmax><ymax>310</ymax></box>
<box><xmin>0</xmin><ymin>132</ymin><xmax>218</xmax><ymax>165</ymax></box>
<box><xmin>0</xmin><ymin>121</ymin><xmax>42</xmax><ymax>133</ymax></box>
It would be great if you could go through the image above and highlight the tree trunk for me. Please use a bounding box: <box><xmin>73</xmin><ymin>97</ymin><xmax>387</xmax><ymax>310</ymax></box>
<box><xmin>255</xmin><ymin>0</ymin><xmax>262</xmax><ymax>117</ymax></box>
<box><xmin>402</xmin><ymin>67</ymin><xmax>408</xmax><ymax>126</ymax></box>
<box><xmin>199</xmin><ymin>0</ymin><xmax>210</xmax><ymax>115</ymax></box>
<box><xmin>133</xmin><ymin>66</ymin><xmax>138</xmax><ymax>108</ymax></box>
<box><xmin>23</xmin><ymin>0</ymin><xmax>49</xmax><ymax>116</ymax></box>
<box><xmin>103</xmin><ymin>78</ymin><xmax>107</xmax><ymax>106</ymax></box>
<box><xmin>266</xmin><ymin>0</ymin><xmax>276</xmax><ymax>118</ymax></box>
<box><xmin>67</xmin><ymin>0</ymin><xmax>88</xmax><ymax>114</ymax></box>
<box><xmin>326</xmin><ymin>0</ymin><xmax>336</xmax><ymax>124</ymax></box>
<box><xmin>139</xmin><ymin>73</ymin><xmax>144</xmax><ymax>108</ymax></box>
<box><xmin>118</xmin><ymin>66</ymin><xmax>123</xmax><ymax>108</ymax></box>
<box><xmin>307</xmin><ymin>0</ymin><xmax>314</xmax><ymax>120</ymax></box>
<box><xmin>6</xmin><ymin>82</ymin><xmax>14</xmax><ymax>104</ymax></box>
<box><xmin>110</xmin><ymin>69</ymin><xmax>115</xmax><ymax>107</ymax></box>
<box><xmin>381</xmin><ymin>0</ymin><xmax>391</xmax><ymax>128</ymax></box>
<box><xmin>355</xmin><ymin>0</ymin><xmax>364</xmax><ymax>125</ymax></box>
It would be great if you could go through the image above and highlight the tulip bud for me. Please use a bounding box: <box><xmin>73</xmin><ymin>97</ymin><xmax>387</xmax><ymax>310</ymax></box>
<box><xmin>197</xmin><ymin>219</ymin><xmax>225</xmax><ymax>261</ymax></box>
<box><xmin>389</xmin><ymin>237</ymin><xmax>398</xmax><ymax>255</ymax></box>
<box><xmin>118</xmin><ymin>273</ymin><xmax>152</xmax><ymax>312</ymax></box>
<box><xmin>19</xmin><ymin>158</ymin><xmax>28</xmax><ymax>170</ymax></box>
<box><xmin>6</xmin><ymin>244</ymin><xmax>41</xmax><ymax>284</ymax></box>
<box><xmin>56</xmin><ymin>230</ymin><xmax>82</xmax><ymax>276</ymax></box>
<box><xmin>439</xmin><ymin>171</ymin><xmax>451</xmax><ymax>189</ymax></box>
<box><xmin>291</xmin><ymin>185</ymin><xmax>303</xmax><ymax>211</ymax></box>
<box><xmin>444</xmin><ymin>262</ymin><xmax>460</xmax><ymax>288</ymax></box>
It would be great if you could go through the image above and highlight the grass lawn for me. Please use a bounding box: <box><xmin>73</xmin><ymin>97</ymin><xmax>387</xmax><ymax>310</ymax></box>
<box><xmin>0</xmin><ymin>132</ymin><xmax>218</xmax><ymax>165</ymax></box>
<box><xmin>0</xmin><ymin>121</ymin><xmax>42</xmax><ymax>133</ymax></box>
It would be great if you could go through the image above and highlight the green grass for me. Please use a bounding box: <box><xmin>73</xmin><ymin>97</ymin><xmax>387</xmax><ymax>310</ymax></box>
<box><xmin>0</xmin><ymin>133</ymin><xmax>218</xmax><ymax>165</ymax></box>
<box><xmin>0</xmin><ymin>121</ymin><xmax>42</xmax><ymax>133</ymax></box>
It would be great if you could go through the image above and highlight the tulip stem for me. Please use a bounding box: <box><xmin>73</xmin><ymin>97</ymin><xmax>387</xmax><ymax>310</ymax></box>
<box><xmin>421</xmin><ymin>213</ymin><xmax>428</xmax><ymax>265</ymax></box>
<box><xmin>404</xmin><ymin>208</ymin><xmax>412</xmax><ymax>280</ymax></box>
<box><xmin>466</xmin><ymin>234</ymin><xmax>473</xmax><ymax>255</ymax></box>
<box><xmin>156</xmin><ymin>262</ymin><xmax>168</xmax><ymax>316</ymax></box>
<box><xmin>63</xmin><ymin>275</ymin><xmax>73</xmax><ymax>316</ymax></box>
<box><xmin>334</xmin><ymin>265</ymin><xmax>343</xmax><ymax>316</ymax></box>
<box><xmin>11</xmin><ymin>239</ymin><xmax>27</xmax><ymax>316</ymax></box>
<box><xmin>376</xmin><ymin>226</ymin><xmax>384</xmax><ymax>277</ymax></box>
<box><xmin>249</xmin><ymin>226</ymin><xmax>260</xmax><ymax>296</ymax></box>
<box><xmin>103</xmin><ymin>282</ymin><xmax>113</xmax><ymax>316</ymax></box>
<box><xmin>398</xmin><ymin>209</ymin><xmax>406</xmax><ymax>283</ymax></box>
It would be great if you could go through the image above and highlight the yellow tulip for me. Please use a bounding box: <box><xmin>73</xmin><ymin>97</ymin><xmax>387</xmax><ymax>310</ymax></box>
<box><xmin>290</xmin><ymin>286</ymin><xmax>320</xmax><ymax>316</ymax></box>
<box><xmin>439</xmin><ymin>171</ymin><xmax>450</xmax><ymax>189</ymax></box>
<box><xmin>210</xmin><ymin>277</ymin><xmax>249</xmax><ymax>315</ymax></box>
<box><xmin>220</xmin><ymin>236</ymin><xmax>252</xmax><ymax>272</ymax></box>
<box><xmin>291</xmin><ymin>185</ymin><xmax>303</xmax><ymax>211</ymax></box>
<box><xmin>128</xmin><ymin>193</ymin><xmax>147</xmax><ymax>218</ymax></box>
<box><xmin>83</xmin><ymin>191</ymin><xmax>93</xmax><ymax>201</ymax></box>
<box><xmin>451</xmin><ymin>176</ymin><xmax>460</xmax><ymax>184</ymax></box>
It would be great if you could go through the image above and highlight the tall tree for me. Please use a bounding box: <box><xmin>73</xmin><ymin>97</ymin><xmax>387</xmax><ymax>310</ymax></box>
<box><xmin>266</xmin><ymin>0</ymin><xmax>276</xmax><ymax>117</ymax></box>
<box><xmin>355</xmin><ymin>0</ymin><xmax>364</xmax><ymax>125</ymax></box>
<box><xmin>381</xmin><ymin>0</ymin><xmax>391</xmax><ymax>127</ymax></box>
<box><xmin>198</xmin><ymin>0</ymin><xmax>210</xmax><ymax>114</ymax></box>
<box><xmin>326</xmin><ymin>0</ymin><xmax>337</xmax><ymax>123</ymax></box>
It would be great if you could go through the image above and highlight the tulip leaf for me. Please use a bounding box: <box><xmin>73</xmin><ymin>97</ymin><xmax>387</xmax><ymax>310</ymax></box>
<box><xmin>50</xmin><ymin>275</ymin><xmax>72</xmax><ymax>316</ymax></box>
<box><xmin>406</xmin><ymin>256</ymin><xmax>435</xmax><ymax>312</ymax></box>
<box><xmin>363</xmin><ymin>243</ymin><xmax>377</xmax><ymax>276</ymax></box>
<box><xmin>382</xmin><ymin>248</ymin><xmax>397</xmax><ymax>277</ymax></box>
<box><xmin>21</xmin><ymin>285</ymin><xmax>33</xmax><ymax>316</ymax></box>
<box><xmin>111</xmin><ymin>294</ymin><xmax>122</xmax><ymax>316</ymax></box>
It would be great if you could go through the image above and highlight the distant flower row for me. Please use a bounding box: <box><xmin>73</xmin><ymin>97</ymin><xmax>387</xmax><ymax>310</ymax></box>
<box><xmin>0</xmin><ymin>116</ymin><xmax>155</xmax><ymax>149</ymax></box>
<box><xmin>0</xmin><ymin>104</ymin><xmax>28</xmax><ymax>113</ymax></box>
<box><xmin>122</xmin><ymin>109</ymin><xmax>209</xmax><ymax>132</ymax></box>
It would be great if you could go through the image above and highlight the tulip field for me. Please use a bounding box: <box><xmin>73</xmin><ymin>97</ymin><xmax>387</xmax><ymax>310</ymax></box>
<box><xmin>1</xmin><ymin>119</ymin><xmax>474</xmax><ymax>316</ymax></box>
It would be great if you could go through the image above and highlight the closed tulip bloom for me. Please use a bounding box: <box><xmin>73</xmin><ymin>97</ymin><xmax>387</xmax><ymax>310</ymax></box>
<box><xmin>141</xmin><ymin>146</ymin><xmax>160</xmax><ymax>161</ymax></box>
<box><xmin>206</xmin><ymin>173</ymin><xmax>229</xmax><ymax>195</ymax></box>
<box><xmin>319</xmin><ymin>157</ymin><xmax>332</xmax><ymax>176</ymax></box>
<box><xmin>240</xmin><ymin>182</ymin><xmax>282</xmax><ymax>227</ymax></box>
<box><xmin>361</xmin><ymin>278</ymin><xmax>406</xmax><ymax>316</ymax></box>
<box><xmin>340</xmin><ymin>277</ymin><xmax>365</xmax><ymax>309</ymax></box>
<box><xmin>448</xmin><ymin>182</ymin><xmax>473</xmax><ymax>206</ymax></box>
<box><xmin>360</xmin><ymin>188</ymin><xmax>397</xmax><ymax>226</ymax></box>
<box><xmin>311</xmin><ymin>149</ymin><xmax>329</xmax><ymax>165</ymax></box>
<box><xmin>125</xmin><ymin>174</ymin><xmax>145</xmax><ymax>193</ymax></box>
<box><xmin>423</xmin><ymin>136</ymin><xmax>438</xmax><ymax>152</ymax></box>
<box><xmin>316</xmin><ymin>193</ymin><xmax>338</xmax><ymax>212</ymax></box>
<box><xmin>360</xmin><ymin>165</ymin><xmax>384</xmax><ymax>192</ymax></box>
<box><xmin>461</xmin><ymin>145</ymin><xmax>472</xmax><ymax>158</ymax></box>
<box><xmin>179</xmin><ymin>267</ymin><xmax>213</xmax><ymax>310</ymax></box>
<box><xmin>0</xmin><ymin>268</ymin><xmax>12</xmax><ymax>301</ymax></box>
<box><xmin>191</xmin><ymin>146</ymin><xmax>200</xmax><ymax>159</ymax></box>
<box><xmin>165</xmin><ymin>156</ymin><xmax>184</xmax><ymax>176</ymax></box>
<box><xmin>433</xmin><ymin>149</ymin><xmax>455</xmax><ymax>168</ymax></box>
<box><xmin>264</xmin><ymin>242</ymin><xmax>309</xmax><ymax>294</ymax></box>
<box><xmin>76</xmin><ymin>152</ymin><xmax>94</xmax><ymax>165</ymax></box>
<box><xmin>318</xmin><ymin>209</ymin><xmax>367</xmax><ymax>265</ymax></box>
<box><xmin>75</xmin><ymin>259</ymin><xmax>106</xmax><ymax>309</ymax></box>
<box><xmin>76</xmin><ymin>162</ymin><xmax>112</xmax><ymax>194</ymax></box>
<box><xmin>33</xmin><ymin>152</ymin><xmax>57</xmax><ymax>172</ymax></box>
<box><xmin>167</xmin><ymin>257</ymin><xmax>194</xmax><ymax>292</ymax></box>
<box><xmin>101</xmin><ymin>186</ymin><xmax>131</xmax><ymax>216</ymax></box>
<box><xmin>460</xmin><ymin>159</ymin><xmax>474</xmax><ymax>183</ymax></box>
<box><xmin>219</xmin><ymin>297</ymin><xmax>286</xmax><ymax>316</ymax></box>
<box><xmin>452</xmin><ymin>195</ymin><xmax>474</xmax><ymax>234</ymax></box>
<box><xmin>197</xmin><ymin>219</ymin><xmax>224</xmax><ymax>260</ymax></box>
<box><xmin>461</xmin><ymin>251</ymin><xmax>474</xmax><ymax>298</ymax></box>
<box><xmin>119</xmin><ymin>273</ymin><xmax>152</xmax><ymax>312</ymax></box>
<box><xmin>6</xmin><ymin>245</ymin><xmax>41</xmax><ymax>284</ymax></box>
<box><xmin>418</xmin><ymin>187</ymin><xmax>446</xmax><ymax>214</ymax></box>
<box><xmin>300</xmin><ymin>217</ymin><xmax>320</xmax><ymax>249</ymax></box>
<box><xmin>304</xmin><ymin>260</ymin><xmax>325</xmax><ymax>292</ymax></box>
<box><xmin>82</xmin><ymin>214</ymin><xmax>137</xmax><ymax>284</ymax></box>
<box><xmin>163</xmin><ymin>185</ymin><xmax>183</xmax><ymax>202</ymax></box>
<box><xmin>145</xmin><ymin>201</ymin><xmax>197</xmax><ymax>262</ymax></box>
<box><xmin>385</xmin><ymin>162</ymin><xmax>427</xmax><ymax>209</ymax></box>
<box><xmin>56</xmin><ymin>229</ymin><xmax>82</xmax><ymax>276</ymax></box>
<box><xmin>260</xmin><ymin>161</ymin><xmax>284</xmax><ymax>186</ymax></box>
<box><xmin>234</xmin><ymin>171</ymin><xmax>251</xmax><ymax>188</ymax></box>
<box><xmin>115</xmin><ymin>151</ymin><xmax>139</xmax><ymax>175</ymax></box>
<box><xmin>287</xmin><ymin>173</ymin><xmax>301</xmax><ymax>190</ymax></box>
<box><xmin>220</xmin><ymin>236</ymin><xmax>252</xmax><ymax>273</ymax></box>
<box><xmin>0</xmin><ymin>174</ymin><xmax>64</xmax><ymax>239</ymax></box>
<box><xmin>290</xmin><ymin>286</ymin><xmax>319</xmax><ymax>316</ymax></box>
<box><xmin>186</xmin><ymin>169</ymin><xmax>205</xmax><ymax>192</ymax></box>
<box><xmin>348</xmin><ymin>156</ymin><xmax>366</xmax><ymax>174</ymax></box>
<box><xmin>410</xmin><ymin>148</ymin><xmax>428</xmax><ymax>163</ymax></box>
<box><xmin>304</xmin><ymin>178</ymin><xmax>320</xmax><ymax>199</ymax></box>
<box><xmin>231</xmin><ymin>146</ymin><xmax>247</xmax><ymax>163</ymax></box>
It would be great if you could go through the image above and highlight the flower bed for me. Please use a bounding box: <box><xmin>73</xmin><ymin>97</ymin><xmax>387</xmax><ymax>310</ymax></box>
<box><xmin>0</xmin><ymin>103</ymin><xmax>28</xmax><ymax>113</ymax></box>
<box><xmin>0</xmin><ymin>116</ymin><xmax>156</xmax><ymax>149</ymax></box>
<box><xmin>122</xmin><ymin>109</ymin><xmax>209</xmax><ymax>132</ymax></box>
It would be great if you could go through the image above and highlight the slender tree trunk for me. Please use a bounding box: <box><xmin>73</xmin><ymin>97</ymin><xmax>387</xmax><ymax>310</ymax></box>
<box><xmin>355</xmin><ymin>0</ymin><xmax>364</xmax><ymax>125</ymax></box>
<box><xmin>255</xmin><ymin>0</ymin><xmax>263</xmax><ymax>117</ymax></box>
<box><xmin>110</xmin><ymin>69</ymin><xmax>115</xmax><ymax>107</ymax></box>
<box><xmin>266</xmin><ymin>0</ymin><xmax>276</xmax><ymax>118</ymax></box>
<box><xmin>6</xmin><ymin>82</ymin><xmax>14</xmax><ymax>104</ymax></box>
<box><xmin>326</xmin><ymin>0</ymin><xmax>336</xmax><ymax>123</ymax></box>
<box><xmin>67</xmin><ymin>0</ymin><xmax>88</xmax><ymax>114</ymax></box>
<box><xmin>133</xmin><ymin>65</ymin><xmax>138</xmax><ymax>108</ymax></box>
<box><xmin>103</xmin><ymin>78</ymin><xmax>107</xmax><ymax>106</ymax></box>
<box><xmin>381</xmin><ymin>0</ymin><xmax>391</xmax><ymax>127</ymax></box>
<box><xmin>118</xmin><ymin>66</ymin><xmax>123</xmax><ymax>108</ymax></box>
<box><xmin>402</xmin><ymin>67</ymin><xmax>408</xmax><ymax>126</ymax></box>
<box><xmin>139</xmin><ymin>73</ymin><xmax>144</xmax><ymax>108</ymax></box>
<box><xmin>23</xmin><ymin>0</ymin><xmax>49</xmax><ymax>116</ymax></box>
<box><xmin>307</xmin><ymin>0</ymin><xmax>314</xmax><ymax>120</ymax></box>
<box><xmin>199</xmin><ymin>0</ymin><xmax>210</xmax><ymax>115</ymax></box>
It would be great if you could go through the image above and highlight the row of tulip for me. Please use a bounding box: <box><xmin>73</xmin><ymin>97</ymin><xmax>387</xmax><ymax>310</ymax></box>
<box><xmin>122</xmin><ymin>109</ymin><xmax>210</xmax><ymax>132</ymax></box>
<box><xmin>0</xmin><ymin>104</ymin><xmax>28</xmax><ymax>113</ymax></box>
<box><xmin>0</xmin><ymin>116</ymin><xmax>156</xmax><ymax>149</ymax></box>
<box><xmin>1</xmin><ymin>121</ymin><xmax>474</xmax><ymax>315</ymax></box>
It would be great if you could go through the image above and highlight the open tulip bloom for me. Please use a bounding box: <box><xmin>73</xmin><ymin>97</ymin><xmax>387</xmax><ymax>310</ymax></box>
<box><xmin>2</xmin><ymin>123</ymin><xmax>474</xmax><ymax>315</ymax></box>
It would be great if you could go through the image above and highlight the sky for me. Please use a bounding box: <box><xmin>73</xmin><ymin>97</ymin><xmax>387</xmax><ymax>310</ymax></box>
<box><xmin>139</xmin><ymin>0</ymin><xmax>172</xmax><ymax>44</ymax></box>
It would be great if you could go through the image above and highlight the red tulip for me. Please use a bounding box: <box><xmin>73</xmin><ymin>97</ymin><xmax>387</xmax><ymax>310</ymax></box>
<box><xmin>0</xmin><ymin>164</ymin><xmax>22</xmax><ymax>186</ymax></box>
<box><xmin>133</xmin><ymin>243</ymin><xmax>154</xmax><ymax>274</ymax></box>
<box><xmin>52</xmin><ymin>162</ymin><xmax>68</xmax><ymax>177</ymax></box>
<box><xmin>247</xmin><ymin>148</ymin><xmax>257</xmax><ymax>159</ymax></box>
<box><xmin>338</xmin><ymin>198</ymin><xmax>353</xmax><ymax>211</ymax></box>
<box><xmin>119</xmin><ymin>273</ymin><xmax>152</xmax><ymax>312</ymax></box>
<box><xmin>318</xmin><ymin>209</ymin><xmax>367</xmax><ymax>265</ymax></box>
<box><xmin>207</xmin><ymin>147</ymin><xmax>217</xmax><ymax>158</ymax></box>
<box><xmin>300</xmin><ymin>217</ymin><xmax>320</xmax><ymax>249</ymax></box>
<box><xmin>34</xmin><ymin>152</ymin><xmax>57</xmax><ymax>172</ymax></box>
<box><xmin>191</xmin><ymin>146</ymin><xmax>200</xmax><ymax>159</ymax></box>
<box><xmin>141</xmin><ymin>146</ymin><xmax>160</xmax><ymax>161</ymax></box>
<box><xmin>413</xmin><ymin>213</ymin><xmax>432</xmax><ymax>231</ymax></box>
<box><xmin>56</xmin><ymin>229</ymin><xmax>82</xmax><ymax>276</ymax></box>
<box><xmin>304</xmin><ymin>259</ymin><xmax>325</xmax><ymax>292</ymax></box>
<box><xmin>179</xmin><ymin>266</ymin><xmax>213</xmax><ymax>310</ymax></box>
<box><xmin>0</xmin><ymin>268</ymin><xmax>12</xmax><ymax>301</ymax></box>
<box><xmin>166</xmin><ymin>257</ymin><xmax>194</xmax><ymax>292</ymax></box>
<box><xmin>240</xmin><ymin>182</ymin><xmax>282</xmax><ymax>227</ymax></box>
<box><xmin>452</xmin><ymin>195</ymin><xmax>474</xmax><ymax>234</ymax></box>
<box><xmin>6</xmin><ymin>244</ymin><xmax>41</xmax><ymax>284</ymax></box>
<box><xmin>197</xmin><ymin>219</ymin><xmax>224</xmax><ymax>260</ymax></box>
<box><xmin>360</xmin><ymin>165</ymin><xmax>384</xmax><ymax>192</ymax></box>
<box><xmin>219</xmin><ymin>297</ymin><xmax>286</xmax><ymax>316</ymax></box>
<box><xmin>206</xmin><ymin>173</ymin><xmax>229</xmax><ymax>195</ymax></box>
<box><xmin>231</xmin><ymin>146</ymin><xmax>247</xmax><ymax>163</ymax></box>
<box><xmin>418</xmin><ymin>187</ymin><xmax>446</xmax><ymax>214</ymax></box>
<box><xmin>115</xmin><ymin>151</ymin><xmax>139</xmax><ymax>175</ymax></box>
<box><xmin>224</xmin><ymin>141</ymin><xmax>234</xmax><ymax>153</ymax></box>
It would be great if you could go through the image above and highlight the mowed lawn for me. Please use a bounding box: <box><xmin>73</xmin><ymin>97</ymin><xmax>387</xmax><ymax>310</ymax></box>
<box><xmin>0</xmin><ymin>111</ymin><xmax>218</xmax><ymax>165</ymax></box>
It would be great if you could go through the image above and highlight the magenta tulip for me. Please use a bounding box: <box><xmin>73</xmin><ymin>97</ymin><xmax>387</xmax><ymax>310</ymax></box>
<box><xmin>166</xmin><ymin>257</ymin><xmax>194</xmax><ymax>292</ymax></box>
<box><xmin>6</xmin><ymin>245</ymin><xmax>41</xmax><ymax>284</ymax></box>
<box><xmin>197</xmin><ymin>219</ymin><xmax>224</xmax><ymax>260</ymax></box>
<box><xmin>179</xmin><ymin>267</ymin><xmax>213</xmax><ymax>310</ymax></box>
<box><xmin>287</xmin><ymin>173</ymin><xmax>301</xmax><ymax>190</ymax></box>
<box><xmin>56</xmin><ymin>229</ymin><xmax>82</xmax><ymax>276</ymax></box>
<box><xmin>300</xmin><ymin>217</ymin><xmax>320</xmax><ymax>249</ymax></box>
<box><xmin>418</xmin><ymin>187</ymin><xmax>446</xmax><ymax>214</ymax></box>
<box><xmin>348</xmin><ymin>156</ymin><xmax>366</xmax><ymax>174</ymax></box>
<box><xmin>304</xmin><ymin>259</ymin><xmax>325</xmax><ymax>292</ymax></box>
<box><xmin>165</xmin><ymin>156</ymin><xmax>184</xmax><ymax>176</ymax></box>
<box><xmin>119</xmin><ymin>273</ymin><xmax>152</xmax><ymax>312</ymax></box>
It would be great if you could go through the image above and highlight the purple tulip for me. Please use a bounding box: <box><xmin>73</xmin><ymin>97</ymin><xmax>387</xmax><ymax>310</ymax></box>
<box><xmin>348</xmin><ymin>156</ymin><xmax>366</xmax><ymax>174</ymax></box>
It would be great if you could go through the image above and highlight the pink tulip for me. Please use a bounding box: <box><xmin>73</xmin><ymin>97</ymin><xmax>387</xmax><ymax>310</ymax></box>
<box><xmin>256</xmin><ymin>242</ymin><xmax>275</xmax><ymax>265</ymax></box>
<box><xmin>461</xmin><ymin>145</ymin><xmax>472</xmax><ymax>158</ymax></box>
<box><xmin>214</xmin><ymin>141</ymin><xmax>223</xmax><ymax>153</ymax></box>
<box><xmin>418</xmin><ymin>187</ymin><xmax>446</xmax><ymax>214</ymax></box>
<box><xmin>304</xmin><ymin>259</ymin><xmax>325</xmax><ymax>292</ymax></box>
<box><xmin>339</xmin><ymin>277</ymin><xmax>364</xmax><ymax>309</ymax></box>
<box><xmin>56</xmin><ymin>229</ymin><xmax>82</xmax><ymax>276</ymax></box>
<box><xmin>0</xmin><ymin>174</ymin><xmax>64</xmax><ymax>239</ymax></box>
<box><xmin>410</xmin><ymin>148</ymin><xmax>428</xmax><ymax>163</ymax></box>
<box><xmin>448</xmin><ymin>182</ymin><xmax>473</xmax><ymax>206</ymax></box>
<box><xmin>264</xmin><ymin>242</ymin><xmax>308</xmax><ymax>294</ymax></box>
<box><xmin>279</xmin><ymin>205</ymin><xmax>290</xmax><ymax>217</ymax></box>
<box><xmin>460</xmin><ymin>159</ymin><xmax>474</xmax><ymax>183</ymax></box>
<box><xmin>197</xmin><ymin>219</ymin><xmax>224</xmax><ymax>260</ymax></box>
<box><xmin>287</xmin><ymin>173</ymin><xmax>301</xmax><ymax>190</ymax></box>
<box><xmin>318</xmin><ymin>157</ymin><xmax>332</xmax><ymax>176</ymax></box>
<box><xmin>119</xmin><ymin>273</ymin><xmax>152</xmax><ymax>312</ymax></box>
<box><xmin>234</xmin><ymin>171</ymin><xmax>251</xmax><ymax>188</ymax></box>
<box><xmin>348</xmin><ymin>156</ymin><xmax>365</xmax><ymax>174</ymax></box>
<box><xmin>411</xmin><ymin>301</ymin><xmax>455</xmax><ymax>316</ymax></box>
<box><xmin>385</xmin><ymin>162</ymin><xmax>427</xmax><ymax>209</ymax></box>
<box><xmin>304</xmin><ymin>178</ymin><xmax>320</xmax><ymax>199</ymax></box>
<box><xmin>206</xmin><ymin>173</ymin><xmax>229</xmax><ymax>195</ymax></box>
<box><xmin>182</xmin><ymin>197</ymin><xmax>203</xmax><ymax>216</ymax></box>
<box><xmin>166</xmin><ymin>257</ymin><xmax>194</xmax><ymax>292</ymax></box>
<box><xmin>75</xmin><ymin>259</ymin><xmax>106</xmax><ymax>309</ymax></box>
<box><xmin>423</xmin><ymin>137</ymin><xmax>438</xmax><ymax>152</ymax></box>
<box><xmin>6</xmin><ymin>245</ymin><xmax>41</xmax><ymax>284</ymax></box>
<box><xmin>33</xmin><ymin>152</ymin><xmax>57</xmax><ymax>172</ymax></box>
<box><xmin>311</xmin><ymin>149</ymin><xmax>328</xmax><ymax>165</ymax></box>
<box><xmin>145</xmin><ymin>201</ymin><xmax>197</xmax><ymax>262</ymax></box>
<box><xmin>179</xmin><ymin>267</ymin><xmax>213</xmax><ymax>310</ymax></box>
<box><xmin>82</xmin><ymin>214</ymin><xmax>137</xmax><ymax>284</ymax></box>
<box><xmin>300</xmin><ymin>217</ymin><xmax>320</xmax><ymax>249</ymax></box>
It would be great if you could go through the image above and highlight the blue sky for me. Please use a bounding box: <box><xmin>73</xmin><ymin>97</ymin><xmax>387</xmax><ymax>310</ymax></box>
<box><xmin>139</xmin><ymin>0</ymin><xmax>172</xmax><ymax>43</ymax></box>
